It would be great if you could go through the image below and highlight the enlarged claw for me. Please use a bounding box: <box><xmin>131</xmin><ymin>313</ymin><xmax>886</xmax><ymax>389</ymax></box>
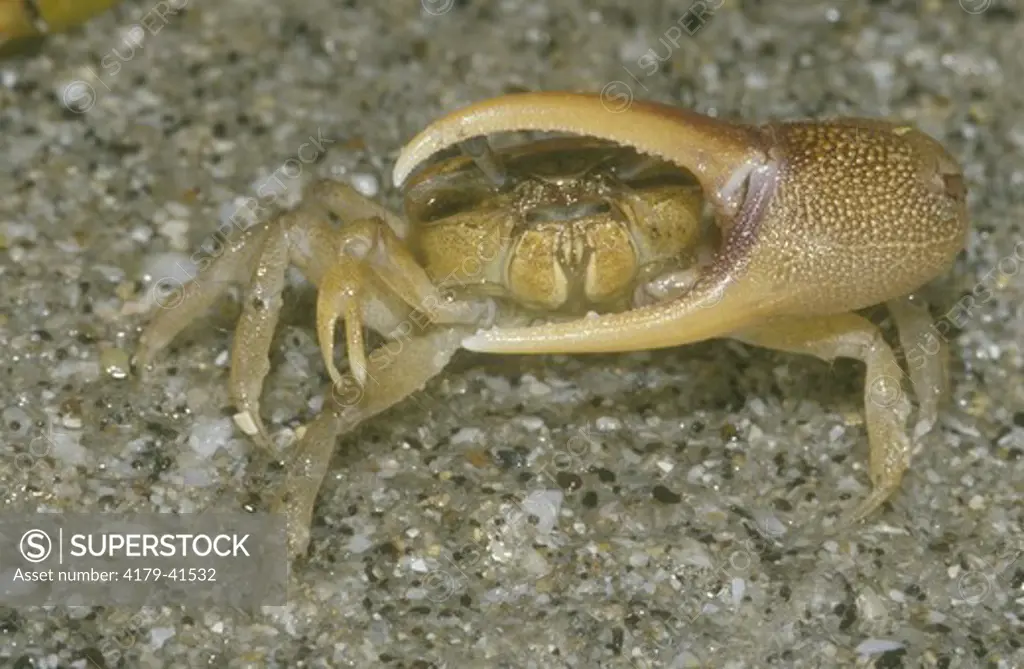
<box><xmin>395</xmin><ymin>92</ymin><xmax>969</xmax><ymax>358</ymax></box>
<box><xmin>392</xmin><ymin>91</ymin><xmax>776</xmax><ymax>354</ymax></box>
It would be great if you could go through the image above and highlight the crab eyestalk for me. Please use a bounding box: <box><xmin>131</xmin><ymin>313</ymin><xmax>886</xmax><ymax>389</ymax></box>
<box><xmin>459</xmin><ymin>137</ymin><xmax>508</xmax><ymax>188</ymax></box>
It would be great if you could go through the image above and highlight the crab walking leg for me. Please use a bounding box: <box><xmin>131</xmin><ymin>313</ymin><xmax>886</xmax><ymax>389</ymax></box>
<box><xmin>306</xmin><ymin>178</ymin><xmax>411</xmax><ymax>239</ymax></box>
<box><xmin>137</xmin><ymin>205</ymin><xmax>348</xmax><ymax>449</ymax></box>
<box><xmin>210</xmin><ymin>207</ymin><xmax>365</xmax><ymax>448</ymax></box>
<box><xmin>138</xmin><ymin>178</ymin><xmax>485</xmax><ymax>445</ymax></box>
<box><xmin>729</xmin><ymin>313</ymin><xmax>913</xmax><ymax>522</ymax></box>
<box><xmin>270</xmin><ymin>326</ymin><xmax>470</xmax><ymax>559</ymax></box>
<box><xmin>222</xmin><ymin>207</ymin><xmax>381</xmax><ymax>447</ymax></box>
<box><xmin>230</xmin><ymin>229</ymin><xmax>290</xmax><ymax>448</ymax></box>
<box><xmin>225</xmin><ymin>212</ymin><xmax>425</xmax><ymax>448</ymax></box>
<box><xmin>134</xmin><ymin>224</ymin><xmax>270</xmax><ymax>372</ymax></box>
<box><xmin>228</xmin><ymin>204</ymin><xmax>471</xmax><ymax>443</ymax></box>
<box><xmin>886</xmin><ymin>295</ymin><xmax>948</xmax><ymax>439</ymax></box>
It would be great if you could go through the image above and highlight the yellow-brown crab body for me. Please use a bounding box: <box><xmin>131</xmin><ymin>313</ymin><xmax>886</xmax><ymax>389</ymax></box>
<box><xmin>405</xmin><ymin>137</ymin><xmax>704</xmax><ymax>313</ymax></box>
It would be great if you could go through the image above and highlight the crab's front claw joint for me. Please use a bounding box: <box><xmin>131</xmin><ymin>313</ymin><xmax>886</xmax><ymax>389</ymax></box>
<box><xmin>393</xmin><ymin>91</ymin><xmax>768</xmax><ymax>218</ymax></box>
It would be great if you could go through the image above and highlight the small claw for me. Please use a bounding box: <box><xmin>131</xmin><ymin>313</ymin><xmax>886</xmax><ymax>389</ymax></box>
<box><xmin>317</xmin><ymin>258</ymin><xmax>374</xmax><ymax>390</ymax></box>
<box><xmin>317</xmin><ymin>281</ymin><xmax>369</xmax><ymax>390</ymax></box>
<box><xmin>317</xmin><ymin>282</ymin><xmax>348</xmax><ymax>391</ymax></box>
<box><xmin>319</xmin><ymin>311</ymin><xmax>367</xmax><ymax>392</ymax></box>
<box><xmin>326</xmin><ymin>359</ymin><xmax>348</xmax><ymax>391</ymax></box>
<box><xmin>344</xmin><ymin>314</ymin><xmax>368</xmax><ymax>388</ymax></box>
<box><xmin>316</xmin><ymin>306</ymin><xmax>340</xmax><ymax>387</ymax></box>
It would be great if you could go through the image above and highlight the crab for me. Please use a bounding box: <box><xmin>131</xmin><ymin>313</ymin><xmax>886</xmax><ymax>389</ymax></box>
<box><xmin>135</xmin><ymin>125</ymin><xmax>707</xmax><ymax>556</ymax></box>
<box><xmin>135</xmin><ymin>92</ymin><xmax>968</xmax><ymax>559</ymax></box>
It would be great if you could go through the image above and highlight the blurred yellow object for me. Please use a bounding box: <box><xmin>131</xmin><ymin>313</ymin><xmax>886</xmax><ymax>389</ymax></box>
<box><xmin>0</xmin><ymin>0</ymin><xmax>122</xmax><ymax>43</ymax></box>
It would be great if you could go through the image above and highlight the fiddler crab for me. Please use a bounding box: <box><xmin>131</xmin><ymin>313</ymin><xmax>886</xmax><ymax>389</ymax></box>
<box><xmin>135</xmin><ymin>92</ymin><xmax>968</xmax><ymax>559</ymax></box>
